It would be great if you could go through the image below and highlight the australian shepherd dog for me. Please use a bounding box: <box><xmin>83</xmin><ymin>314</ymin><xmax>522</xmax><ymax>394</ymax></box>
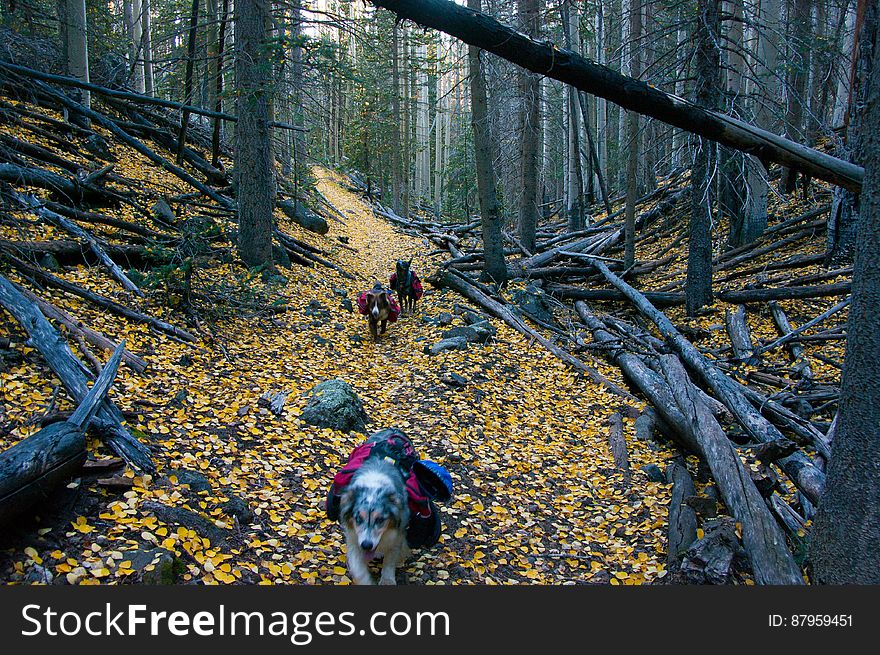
<box><xmin>339</xmin><ymin>456</ymin><xmax>411</xmax><ymax>585</ymax></box>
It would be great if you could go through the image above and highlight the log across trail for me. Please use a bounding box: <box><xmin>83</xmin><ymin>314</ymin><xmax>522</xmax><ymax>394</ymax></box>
<box><xmin>367</xmin><ymin>0</ymin><xmax>863</xmax><ymax>192</ymax></box>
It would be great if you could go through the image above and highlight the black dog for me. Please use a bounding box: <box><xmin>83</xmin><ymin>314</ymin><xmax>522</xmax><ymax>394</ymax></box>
<box><xmin>389</xmin><ymin>259</ymin><xmax>423</xmax><ymax>314</ymax></box>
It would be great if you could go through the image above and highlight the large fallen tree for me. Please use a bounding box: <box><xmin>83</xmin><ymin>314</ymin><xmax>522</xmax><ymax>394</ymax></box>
<box><xmin>0</xmin><ymin>344</ymin><xmax>125</xmax><ymax>525</ymax></box>
<box><xmin>368</xmin><ymin>0</ymin><xmax>863</xmax><ymax>192</ymax></box>
<box><xmin>0</xmin><ymin>274</ymin><xmax>154</xmax><ymax>471</ymax></box>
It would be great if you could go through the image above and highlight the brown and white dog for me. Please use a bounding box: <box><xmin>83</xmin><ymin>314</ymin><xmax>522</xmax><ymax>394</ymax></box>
<box><xmin>357</xmin><ymin>283</ymin><xmax>400</xmax><ymax>343</ymax></box>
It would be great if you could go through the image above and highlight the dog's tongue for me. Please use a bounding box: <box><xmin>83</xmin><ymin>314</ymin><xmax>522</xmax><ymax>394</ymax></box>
<box><xmin>364</xmin><ymin>549</ymin><xmax>377</xmax><ymax>561</ymax></box>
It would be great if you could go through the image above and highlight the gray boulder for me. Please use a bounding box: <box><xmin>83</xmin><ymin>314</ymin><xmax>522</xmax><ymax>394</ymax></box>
<box><xmin>425</xmin><ymin>336</ymin><xmax>469</xmax><ymax>356</ymax></box>
<box><xmin>510</xmin><ymin>284</ymin><xmax>555</xmax><ymax>324</ymax></box>
<box><xmin>301</xmin><ymin>379</ymin><xmax>368</xmax><ymax>432</ymax></box>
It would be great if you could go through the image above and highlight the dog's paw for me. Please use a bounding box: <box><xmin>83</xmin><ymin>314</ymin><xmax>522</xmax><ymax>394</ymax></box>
<box><xmin>378</xmin><ymin>576</ymin><xmax>397</xmax><ymax>586</ymax></box>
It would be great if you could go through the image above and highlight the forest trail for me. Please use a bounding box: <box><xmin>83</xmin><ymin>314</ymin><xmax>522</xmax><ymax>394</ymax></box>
<box><xmin>1</xmin><ymin>165</ymin><xmax>676</xmax><ymax>586</ymax></box>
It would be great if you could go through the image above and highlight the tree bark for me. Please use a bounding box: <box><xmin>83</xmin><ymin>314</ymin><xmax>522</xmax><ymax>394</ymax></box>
<box><xmin>516</xmin><ymin>0</ymin><xmax>541</xmax><ymax>252</ymax></box>
<box><xmin>467</xmin><ymin>0</ymin><xmax>506</xmax><ymax>285</ymax></box>
<box><xmin>235</xmin><ymin>0</ymin><xmax>275</xmax><ymax>269</ymax></box>
<box><xmin>686</xmin><ymin>0</ymin><xmax>720</xmax><ymax>316</ymax></box>
<box><xmin>810</xmin><ymin>8</ymin><xmax>880</xmax><ymax>582</ymax></box>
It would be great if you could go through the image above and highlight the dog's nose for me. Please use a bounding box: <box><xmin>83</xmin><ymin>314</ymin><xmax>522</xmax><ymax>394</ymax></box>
<box><xmin>360</xmin><ymin>540</ymin><xmax>374</xmax><ymax>551</ymax></box>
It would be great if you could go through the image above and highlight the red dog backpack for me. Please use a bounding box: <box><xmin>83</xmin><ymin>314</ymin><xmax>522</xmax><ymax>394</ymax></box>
<box><xmin>326</xmin><ymin>428</ymin><xmax>446</xmax><ymax>549</ymax></box>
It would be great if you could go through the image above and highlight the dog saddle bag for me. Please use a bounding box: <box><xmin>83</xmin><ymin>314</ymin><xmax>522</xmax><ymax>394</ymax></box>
<box><xmin>389</xmin><ymin>271</ymin><xmax>424</xmax><ymax>300</ymax></box>
<box><xmin>326</xmin><ymin>428</ymin><xmax>448</xmax><ymax>549</ymax></box>
<box><xmin>356</xmin><ymin>290</ymin><xmax>401</xmax><ymax>322</ymax></box>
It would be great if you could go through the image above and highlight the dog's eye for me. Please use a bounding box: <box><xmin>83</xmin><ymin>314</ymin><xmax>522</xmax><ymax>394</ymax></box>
<box><xmin>355</xmin><ymin>512</ymin><xmax>366</xmax><ymax>525</ymax></box>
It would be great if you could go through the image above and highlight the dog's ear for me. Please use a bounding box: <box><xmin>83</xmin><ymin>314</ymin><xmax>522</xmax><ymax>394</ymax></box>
<box><xmin>339</xmin><ymin>487</ymin><xmax>356</xmax><ymax>520</ymax></box>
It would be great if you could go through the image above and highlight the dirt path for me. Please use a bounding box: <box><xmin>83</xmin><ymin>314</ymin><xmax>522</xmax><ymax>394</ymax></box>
<box><xmin>1</xmin><ymin>168</ymin><xmax>676</xmax><ymax>585</ymax></box>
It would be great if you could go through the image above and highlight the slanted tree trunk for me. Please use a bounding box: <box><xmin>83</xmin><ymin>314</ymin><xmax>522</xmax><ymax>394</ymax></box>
<box><xmin>367</xmin><ymin>0</ymin><xmax>864</xmax><ymax>192</ymax></box>
<box><xmin>687</xmin><ymin>0</ymin><xmax>720</xmax><ymax>315</ymax></box>
<box><xmin>235</xmin><ymin>0</ymin><xmax>275</xmax><ymax>269</ymax></box>
<box><xmin>517</xmin><ymin>0</ymin><xmax>541</xmax><ymax>252</ymax></box>
<box><xmin>810</xmin><ymin>1</ymin><xmax>880</xmax><ymax>584</ymax></box>
<box><xmin>467</xmin><ymin>0</ymin><xmax>506</xmax><ymax>285</ymax></box>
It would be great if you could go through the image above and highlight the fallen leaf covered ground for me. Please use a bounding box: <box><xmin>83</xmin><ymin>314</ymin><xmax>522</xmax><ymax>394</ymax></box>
<box><xmin>0</xmin><ymin>119</ymin><xmax>677</xmax><ymax>583</ymax></box>
<box><xmin>1</xmin><ymin>96</ymin><xmax>844</xmax><ymax>586</ymax></box>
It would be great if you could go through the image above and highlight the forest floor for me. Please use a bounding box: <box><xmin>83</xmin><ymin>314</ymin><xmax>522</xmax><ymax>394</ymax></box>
<box><xmin>0</xmin><ymin>153</ymin><xmax>677</xmax><ymax>584</ymax></box>
<box><xmin>1</xmin><ymin>92</ymin><xmax>848</xmax><ymax>586</ymax></box>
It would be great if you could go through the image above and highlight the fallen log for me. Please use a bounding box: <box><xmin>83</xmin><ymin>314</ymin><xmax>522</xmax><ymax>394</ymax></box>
<box><xmin>755</xmin><ymin>296</ymin><xmax>851</xmax><ymax>355</ymax></box>
<box><xmin>15</xmin><ymin>193</ymin><xmax>143</xmax><ymax>295</ymax></box>
<box><xmin>0</xmin><ymin>343</ymin><xmax>125</xmax><ymax>525</ymax></box>
<box><xmin>274</xmin><ymin>229</ymin><xmax>355</xmax><ymax>279</ymax></box>
<box><xmin>429</xmin><ymin>269</ymin><xmax>635</xmax><ymax>400</ymax></box>
<box><xmin>2</xmin><ymin>250</ymin><xmax>198</xmax><ymax>343</ymax></box>
<box><xmin>20</xmin><ymin>75</ymin><xmax>233</xmax><ymax>209</ymax></box>
<box><xmin>724</xmin><ymin>305</ymin><xmax>758</xmax><ymax>363</ymax></box>
<box><xmin>587</xmin><ymin>257</ymin><xmax>825</xmax><ymax>505</ymax></box>
<box><xmin>0</xmin><ymin>163</ymin><xmax>83</xmax><ymax>202</ymax></box>
<box><xmin>575</xmin><ymin>301</ymin><xmax>702</xmax><ymax>454</ymax></box>
<box><xmin>659</xmin><ymin>355</ymin><xmax>804</xmax><ymax>585</ymax></box>
<box><xmin>367</xmin><ymin>0</ymin><xmax>863</xmax><ymax>192</ymax></box>
<box><xmin>13</xmin><ymin>283</ymin><xmax>147</xmax><ymax>374</ymax></box>
<box><xmin>717</xmin><ymin>282</ymin><xmax>851</xmax><ymax>304</ymax></box>
<box><xmin>0</xmin><ymin>275</ymin><xmax>153</xmax><ymax>471</ymax></box>
<box><xmin>548</xmin><ymin>284</ymin><xmax>686</xmax><ymax>307</ymax></box>
<box><xmin>666</xmin><ymin>459</ymin><xmax>699</xmax><ymax>571</ymax></box>
<box><xmin>768</xmin><ymin>301</ymin><xmax>813</xmax><ymax>382</ymax></box>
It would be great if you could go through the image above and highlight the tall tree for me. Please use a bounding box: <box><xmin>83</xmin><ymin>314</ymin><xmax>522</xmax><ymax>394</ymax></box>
<box><xmin>827</xmin><ymin>0</ymin><xmax>871</xmax><ymax>262</ymax></box>
<box><xmin>810</xmin><ymin>0</ymin><xmax>879</xmax><ymax>582</ymax></box>
<box><xmin>780</xmin><ymin>0</ymin><xmax>812</xmax><ymax>193</ymax></box>
<box><xmin>235</xmin><ymin>0</ymin><xmax>275</xmax><ymax>269</ymax></box>
<box><xmin>517</xmin><ymin>0</ymin><xmax>541</xmax><ymax>252</ymax></box>
<box><xmin>175</xmin><ymin>0</ymin><xmax>201</xmax><ymax>164</ymax></box>
<box><xmin>64</xmin><ymin>0</ymin><xmax>90</xmax><ymax>127</ymax></box>
<box><xmin>391</xmin><ymin>22</ymin><xmax>404</xmax><ymax>215</ymax></box>
<box><xmin>467</xmin><ymin>0</ymin><xmax>507</xmax><ymax>284</ymax></box>
<box><xmin>686</xmin><ymin>0</ymin><xmax>720</xmax><ymax>316</ymax></box>
<box><xmin>623</xmin><ymin>0</ymin><xmax>642</xmax><ymax>269</ymax></box>
<box><xmin>141</xmin><ymin>0</ymin><xmax>154</xmax><ymax>95</ymax></box>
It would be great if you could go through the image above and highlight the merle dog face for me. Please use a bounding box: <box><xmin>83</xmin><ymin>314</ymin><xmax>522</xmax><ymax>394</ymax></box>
<box><xmin>340</xmin><ymin>461</ymin><xmax>406</xmax><ymax>551</ymax></box>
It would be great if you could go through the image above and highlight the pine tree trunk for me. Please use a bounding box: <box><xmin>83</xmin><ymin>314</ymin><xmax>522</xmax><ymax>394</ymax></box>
<box><xmin>467</xmin><ymin>0</ymin><xmax>506</xmax><ymax>284</ymax></box>
<box><xmin>391</xmin><ymin>23</ymin><xmax>403</xmax><ymax>215</ymax></box>
<box><xmin>623</xmin><ymin>0</ymin><xmax>642</xmax><ymax>269</ymax></box>
<box><xmin>687</xmin><ymin>0</ymin><xmax>720</xmax><ymax>316</ymax></box>
<box><xmin>65</xmin><ymin>0</ymin><xmax>90</xmax><ymax>127</ymax></box>
<box><xmin>175</xmin><ymin>0</ymin><xmax>201</xmax><ymax>164</ymax></box>
<box><xmin>781</xmin><ymin>0</ymin><xmax>811</xmax><ymax>193</ymax></box>
<box><xmin>211</xmin><ymin>0</ymin><xmax>229</xmax><ymax>169</ymax></box>
<box><xmin>141</xmin><ymin>0</ymin><xmax>154</xmax><ymax>95</ymax></box>
<box><xmin>810</xmin><ymin>3</ymin><xmax>879</xmax><ymax>582</ymax></box>
<box><xmin>563</xmin><ymin>2</ymin><xmax>584</xmax><ymax>231</ymax></box>
<box><xmin>827</xmin><ymin>0</ymin><xmax>874</xmax><ymax>263</ymax></box>
<box><xmin>234</xmin><ymin>0</ymin><xmax>275</xmax><ymax>269</ymax></box>
<box><xmin>517</xmin><ymin>0</ymin><xmax>541</xmax><ymax>252</ymax></box>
